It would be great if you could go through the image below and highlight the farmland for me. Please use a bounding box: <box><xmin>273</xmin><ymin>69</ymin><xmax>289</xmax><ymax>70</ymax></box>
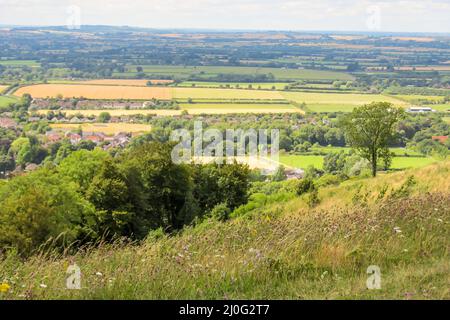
<box><xmin>282</xmin><ymin>92</ymin><xmax>410</xmax><ymax>111</ymax></box>
<box><xmin>115</xmin><ymin>65</ymin><xmax>354</xmax><ymax>81</ymax></box>
<box><xmin>0</xmin><ymin>59</ymin><xmax>40</xmax><ymax>67</ymax></box>
<box><xmin>0</xmin><ymin>95</ymin><xmax>17</xmax><ymax>108</ymax></box>
<box><xmin>0</xmin><ymin>25</ymin><xmax>449</xmax><ymax>302</ymax></box>
<box><xmin>15</xmin><ymin>82</ymin><xmax>418</xmax><ymax>114</ymax></box>
<box><xmin>279</xmin><ymin>152</ymin><xmax>436</xmax><ymax>170</ymax></box>
<box><xmin>173</xmin><ymin>87</ymin><xmax>284</xmax><ymax>100</ymax></box>
<box><xmin>69</xmin><ymin>79</ymin><xmax>173</xmax><ymax>86</ymax></box>
<box><xmin>176</xmin><ymin>81</ymin><xmax>289</xmax><ymax>89</ymax></box>
<box><xmin>14</xmin><ymin>84</ymin><xmax>173</xmax><ymax>100</ymax></box>
<box><xmin>50</xmin><ymin>123</ymin><xmax>152</xmax><ymax>135</ymax></box>
<box><xmin>0</xmin><ymin>85</ymin><xmax>8</xmax><ymax>94</ymax></box>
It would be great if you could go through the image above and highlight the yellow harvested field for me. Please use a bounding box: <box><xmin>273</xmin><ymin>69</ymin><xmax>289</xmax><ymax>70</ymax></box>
<box><xmin>0</xmin><ymin>85</ymin><xmax>8</xmax><ymax>93</ymax></box>
<box><xmin>50</xmin><ymin>123</ymin><xmax>152</xmax><ymax>135</ymax></box>
<box><xmin>79</xmin><ymin>79</ymin><xmax>174</xmax><ymax>86</ymax></box>
<box><xmin>173</xmin><ymin>87</ymin><xmax>284</xmax><ymax>100</ymax></box>
<box><xmin>15</xmin><ymin>84</ymin><xmax>172</xmax><ymax>100</ymax></box>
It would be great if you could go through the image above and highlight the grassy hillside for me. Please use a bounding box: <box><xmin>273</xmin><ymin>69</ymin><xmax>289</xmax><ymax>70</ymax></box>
<box><xmin>0</xmin><ymin>161</ymin><xmax>449</xmax><ymax>300</ymax></box>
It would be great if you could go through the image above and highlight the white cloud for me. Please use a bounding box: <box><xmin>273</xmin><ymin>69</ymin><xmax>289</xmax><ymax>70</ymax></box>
<box><xmin>0</xmin><ymin>0</ymin><xmax>449</xmax><ymax>32</ymax></box>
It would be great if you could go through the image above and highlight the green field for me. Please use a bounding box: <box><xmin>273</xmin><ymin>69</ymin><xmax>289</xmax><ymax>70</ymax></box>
<box><xmin>173</xmin><ymin>87</ymin><xmax>284</xmax><ymax>100</ymax></box>
<box><xmin>117</xmin><ymin>65</ymin><xmax>354</xmax><ymax>81</ymax></box>
<box><xmin>443</xmin><ymin>117</ymin><xmax>450</xmax><ymax>124</ymax></box>
<box><xmin>179</xmin><ymin>103</ymin><xmax>297</xmax><ymax>110</ymax></box>
<box><xmin>279</xmin><ymin>155</ymin><xmax>324</xmax><ymax>169</ymax></box>
<box><xmin>391</xmin><ymin>157</ymin><xmax>437</xmax><ymax>169</ymax></box>
<box><xmin>177</xmin><ymin>81</ymin><xmax>289</xmax><ymax>89</ymax></box>
<box><xmin>0</xmin><ymin>96</ymin><xmax>18</xmax><ymax>108</ymax></box>
<box><xmin>432</xmin><ymin>104</ymin><xmax>450</xmax><ymax>112</ymax></box>
<box><xmin>306</xmin><ymin>146</ymin><xmax>422</xmax><ymax>157</ymax></box>
<box><xmin>282</xmin><ymin>92</ymin><xmax>409</xmax><ymax>112</ymax></box>
<box><xmin>0</xmin><ymin>60</ymin><xmax>40</xmax><ymax>67</ymax></box>
<box><xmin>279</xmin><ymin>148</ymin><xmax>434</xmax><ymax>170</ymax></box>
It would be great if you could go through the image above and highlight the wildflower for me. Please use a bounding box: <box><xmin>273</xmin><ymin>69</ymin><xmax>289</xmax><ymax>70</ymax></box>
<box><xmin>39</xmin><ymin>284</ymin><xmax>47</xmax><ymax>289</ymax></box>
<box><xmin>394</xmin><ymin>227</ymin><xmax>402</xmax><ymax>233</ymax></box>
<box><xmin>0</xmin><ymin>283</ymin><xmax>11</xmax><ymax>293</ymax></box>
<box><xmin>95</xmin><ymin>272</ymin><xmax>103</xmax><ymax>277</ymax></box>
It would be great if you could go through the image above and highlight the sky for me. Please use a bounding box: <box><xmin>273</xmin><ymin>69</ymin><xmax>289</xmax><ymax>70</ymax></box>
<box><xmin>0</xmin><ymin>0</ymin><xmax>449</xmax><ymax>33</ymax></box>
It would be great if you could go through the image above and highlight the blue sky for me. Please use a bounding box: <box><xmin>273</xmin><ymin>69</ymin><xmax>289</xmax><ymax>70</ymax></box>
<box><xmin>0</xmin><ymin>0</ymin><xmax>449</xmax><ymax>33</ymax></box>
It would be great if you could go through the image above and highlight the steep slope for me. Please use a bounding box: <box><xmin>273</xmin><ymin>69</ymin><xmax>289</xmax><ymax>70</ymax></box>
<box><xmin>0</xmin><ymin>161</ymin><xmax>449</xmax><ymax>300</ymax></box>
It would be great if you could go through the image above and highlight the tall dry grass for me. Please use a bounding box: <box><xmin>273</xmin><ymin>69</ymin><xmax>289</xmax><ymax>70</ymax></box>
<box><xmin>0</xmin><ymin>162</ymin><xmax>449</xmax><ymax>300</ymax></box>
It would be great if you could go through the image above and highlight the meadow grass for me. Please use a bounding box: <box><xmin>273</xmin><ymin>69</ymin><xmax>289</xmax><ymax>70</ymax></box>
<box><xmin>279</xmin><ymin>152</ymin><xmax>435</xmax><ymax>170</ymax></box>
<box><xmin>0</xmin><ymin>86</ymin><xmax>9</xmax><ymax>94</ymax></box>
<box><xmin>0</xmin><ymin>60</ymin><xmax>40</xmax><ymax>67</ymax></box>
<box><xmin>0</xmin><ymin>161</ymin><xmax>448</xmax><ymax>300</ymax></box>
<box><xmin>122</xmin><ymin>65</ymin><xmax>354</xmax><ymax>81</ymax></box>
<box><xmin>177</xmin><ymin>82</ymin><xmax>289</xmax><ymax>89</ymax></box>
<box><xmin>0</xmin><ymin>96</ymin><xmax>18</xmax><ymax>108</ymax></box>
<box><xmin>173</xmin><ymin>87</ymin><xmax>284</xmax><ymax>100</ymax></box>
<box><xmin>279</xmin><ymin>155</ymin><xmax>324</xmax><ymax>169</ymax></box>
<box><xmin>282</xmin><ymin>92</ymin><xmax>409</xmax><ymax>110</ymax></box>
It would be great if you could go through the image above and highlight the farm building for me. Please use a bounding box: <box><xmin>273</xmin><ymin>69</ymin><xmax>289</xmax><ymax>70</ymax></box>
<box><xmin>407</xmin><ymin>107</ymin><xmax>435</xmax><ymax>113</ymax></box>
<box><xmin>432</xmin><ymin>136</ymin><xmax>449</xmax><ymax>144</ymax></box>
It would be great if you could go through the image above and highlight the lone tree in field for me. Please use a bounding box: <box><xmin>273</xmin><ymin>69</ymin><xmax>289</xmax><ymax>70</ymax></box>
<box><xmin>339</xmin><ymin>102</ymin><xmax>404</xmax><ymax>177</ymax></box>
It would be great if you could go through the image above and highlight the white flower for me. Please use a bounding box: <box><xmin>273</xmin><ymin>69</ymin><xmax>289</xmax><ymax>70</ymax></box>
<box><xmin>39</xmin><ymin>284</ymin><xmax>47</xmax><ymax>288</ymax></box>
<box><xmin>95</xmin><ymin>272</ymin><xmax>103</xmax><ymax>277</ymax></box>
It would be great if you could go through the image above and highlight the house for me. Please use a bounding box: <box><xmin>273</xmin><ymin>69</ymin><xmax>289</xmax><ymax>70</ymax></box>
<box><xmin>84</xmin><ymin>135</ymin><xmax>104</xmax><ymax>144</ymax></box>
<box><xmin>0</xmin><ymin>117</ymin><xmax>17</xmax><ymax>129</ymax></box>
<box><xmin>432</xmin><ymin>136</ymin><xmax>449</xmax><ymax>144</ymax></box>
<box><xmin>46</xmin><ymin>131</ymin><xmax>63</xmax><ymax>143</ymax></box>
<box><xmin>285</xmin><ymin>169</ymin><xmax>305</xmax><ymax>180</ymax></box>
<box><xmin>66</xmin><ymin>132</ymin><xmax>81</xmax><ymax>144</ymax></box>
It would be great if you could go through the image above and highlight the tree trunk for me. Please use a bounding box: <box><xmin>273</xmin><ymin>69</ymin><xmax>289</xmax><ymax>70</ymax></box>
<box><xmin>371</xmin><ymin>151</ymin><xmax>377</xmax><ymax>177</ymax></box>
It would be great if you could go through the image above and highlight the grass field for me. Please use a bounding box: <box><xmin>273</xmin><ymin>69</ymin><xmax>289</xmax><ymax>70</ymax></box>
<box><xmin>173</xmin><ymin>87</ymin><xmax>284</xmax><ymax>100</ymax></box>
<box><xmin>50</xmin><ymin>123</ymin><xmax>152</xmax><ymax>135</ymax></box>
<box><xmin>432</xmin><ymin>104</ymin><xmax>450</xmax><ymax>112</ymax></box>
<box><xmin>279</xmin><ymin>155</ymin><xmax>324</xmax><ymax>169</ymax></box>
<box><xmin>179</xmin><ymin>103</ymin><xmax>300</xmax><ymax>112</ymax></box>
<box><xmin>15</xmin><ymin>84</ymin><xmax>172</xmax><ymax>100</ymax></box>
<box><xmin>0</xmin><ymin>85</ymin><xmax>8</xmax><ymax>94</ymax></box>
<box><xmin>118</xmin><ymin>65</ymin><xmax>354</xmax><ymax>81</ymax></box>
<box><xmin>0</xmin><ymin>60</ymin><xmax>40</xmax><ymax>67</ymax></box>
<box><xmin>177</xmin><ymin>81</ymin><xmax>289</xmax><ymax>89</ymax></box>
<box><xmin>443</xmin><ymin>117</ymin><xmax>450</xmax><ymax>124</ymax></box>
<box><xmin>67</xmin><ymin>79</ymin><xmax>173</xmax><ymax>86</ymax></box>
<box><xmin>0</xmin><ymin>95</ymin><xmax>18</xmax><ymax>108</ymax></box>
<box><xmin>282</xmin><ymin>92</ymin><xmax>410</xmax><ymax>112</ymax></box>
<box><xmin>390</xmin><ymin>157</ymin><xmax>437</xmax><ymax>169</ymax></box>
<box><xmin>279</xmin><ymin>153</ymin><xmax>435</xmax><ymax>170</ymax></box>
